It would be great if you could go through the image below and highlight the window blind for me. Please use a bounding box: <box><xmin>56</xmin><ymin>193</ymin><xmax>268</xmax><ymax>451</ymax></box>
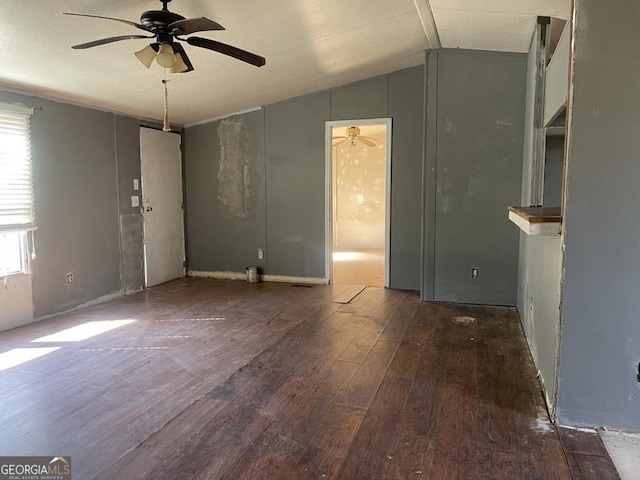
<box><xmin>0</xmin><ymin>105</ymin><xmax>35</xmax><ymax>232</ymax></box>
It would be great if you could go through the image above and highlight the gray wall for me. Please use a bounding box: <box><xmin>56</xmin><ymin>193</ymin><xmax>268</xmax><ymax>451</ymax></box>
<box><xmin>265</xmin><ymin>93</ymin><xmax>330</xmax><ymax>278</ymax></box>
<box><xmin>543</xmin><ymin>136</ymin><xmax>564</xmax><ymax>207</ymax></box>
<box><xmin>29</xmin><ymin>99</ymin><xmax>120</xmax><ymax>317</ymax></box>
<box><xmin>185</xmin><ymin>110</ymin><xmax>267</xmax><ymax>273</ymax></box>
<box><xmin>516</xmin><ymin>29</ymin><xmax>563</xmax><ymax>414</ymax></box>
<box><xmin>331</xmin><ymin>76</ymin><xmax>387</xmax><ymax>120</ymax></box>
<box><xmin>423</xmin><ymin>49</ymin><xmax>526</xmax><ymax>305</ymax></box>
<box><xmin>557</xmin><ymin>0</ymin><xmax>640</xmax><ymax>430</ymax></box>
<box><xmin>0</xmin><ymin>90</ymin><xmax>143</xmax><ymax>318</ymax></box>
<box><xmin>184</xmin><ymin>66</ymin><xmax>425</xmax><ymax>289</ymax></box>
<box><xmin>387</xmin><ymin>67</ymin><xmax>425</xmax><ymax>290</ymax></box>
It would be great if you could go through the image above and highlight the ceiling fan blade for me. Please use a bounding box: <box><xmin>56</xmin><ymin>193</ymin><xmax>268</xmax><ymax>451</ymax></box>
<box><xmin>358</xmin><ymin>137</ymin><xmax>376</xmax><ymax>147</ymax></box>
<box><xmin>72</xmin><ymin>35</ymin><xmax>154</xmax><ymax>49</ymax></box>
<box><xmin>170</xmin><ymin>17</ymin><xmax>225</xmax><ymax>35</ymax></box>
<box><xmin>63</xmin><ymin>12</ymin><xmax>150</xmax><ymax>33</ymax></box>
<box><xmin>333</xmin><ymin>138</ymin><xmax>348</xmax><ymax>146</ymax></box>
<box><xmin>185</xmin><ymin>36</ymin><xmax>266</xmax><ymax>67</ymax></box>
<box><xmin>172</xmin><ymin>43</ymin><xmax>195</xmax><ymax>73</ymax></box>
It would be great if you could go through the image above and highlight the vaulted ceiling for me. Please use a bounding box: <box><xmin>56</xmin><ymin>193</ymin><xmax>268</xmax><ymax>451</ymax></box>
<box><xmin>0</xmin><ymin>0</ymin><xmax>570</xmax><ymax>125</ymax></box>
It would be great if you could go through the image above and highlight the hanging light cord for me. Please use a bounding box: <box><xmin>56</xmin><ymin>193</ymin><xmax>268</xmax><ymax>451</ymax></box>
<box><xmin>162</xmin><ymin>70</ymin><xmax>171</xmax><ymax>132</ymax></box>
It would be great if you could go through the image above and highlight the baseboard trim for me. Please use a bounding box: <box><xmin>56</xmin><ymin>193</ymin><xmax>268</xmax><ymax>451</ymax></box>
<box><xmin>188</xmin><ymin>270</ymin><xmax>328</xmax><ymax>285</ymax></box>
<box><xmin>36</xmin><ymin>290</ymin><xmax>124</xmax><ymax>323</ymax></box>
<box><xmin>188</xmin><ymin>270</ymin><xmax>247</xmax><ymax>281</ymax></box>
<box><xmin>262</xmin><ymin>274</ymin><xmax>328</xmax><ymax>285</ymax></box>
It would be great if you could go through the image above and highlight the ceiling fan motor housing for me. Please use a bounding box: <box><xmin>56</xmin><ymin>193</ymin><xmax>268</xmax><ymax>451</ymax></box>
<box><xmin>141</xmin><ymin>10</ymin><xmax>185</xmax><ymax>34</ymax></box>
<box><xmin>346</xmin><ymin>126</ymin><xmax>361</xmax><ymax>138</ymax></box>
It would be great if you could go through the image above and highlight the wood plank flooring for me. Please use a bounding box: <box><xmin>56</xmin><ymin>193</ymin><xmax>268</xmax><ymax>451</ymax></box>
<box><xmin>0</xmin><ymin>278</ymin><xmax>621</xmax><ymax>479</ymax></box>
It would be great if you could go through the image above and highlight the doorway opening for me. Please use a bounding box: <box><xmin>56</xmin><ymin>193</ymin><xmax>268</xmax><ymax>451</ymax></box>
<box><xmin>325</xmin><ymin>119</ymin><xmax>391</xmax><ymax>287</ymax></box>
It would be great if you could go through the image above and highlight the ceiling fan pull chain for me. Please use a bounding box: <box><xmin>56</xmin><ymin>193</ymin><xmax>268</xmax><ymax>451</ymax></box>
<box><xmin>162</xmin><ymin>72</ymin><xmax>171</xmax><ymax>132</ymax></box>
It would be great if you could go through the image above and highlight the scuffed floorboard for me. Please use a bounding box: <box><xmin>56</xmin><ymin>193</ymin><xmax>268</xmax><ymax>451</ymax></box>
<box><xmin>331</xmin><ymin>284</ymin><xmax>367</xmax><ymax>304</ymax></box>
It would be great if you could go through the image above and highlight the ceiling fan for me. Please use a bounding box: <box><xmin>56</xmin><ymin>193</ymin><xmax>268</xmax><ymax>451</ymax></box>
<box><xmin>333</xmin><ymin>126</ymin><xmax>377</xmax><ymax>148</ymax></box>
<box><xmin>64</xmin><ymin>0</ymin><xmax>266</xmax><ymax>73</ymax></box>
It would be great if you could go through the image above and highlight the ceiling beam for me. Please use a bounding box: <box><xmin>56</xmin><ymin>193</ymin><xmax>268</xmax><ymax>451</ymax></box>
<box><xmin>413</xmin><ymin>0</ymin><xmax>441</xmax><ymax>48</ymax></box>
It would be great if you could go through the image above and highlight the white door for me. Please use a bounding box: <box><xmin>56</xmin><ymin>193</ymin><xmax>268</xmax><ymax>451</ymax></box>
<box><xmin>140</xmin><ymin>127</ymin><xmax>185</xmax><ymax>287</ymax></box>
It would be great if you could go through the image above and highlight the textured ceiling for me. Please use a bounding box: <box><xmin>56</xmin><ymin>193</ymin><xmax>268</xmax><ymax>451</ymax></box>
<box><xmin>0</xmin><ymin>0</ymin><xmax>570</xmax><ymax>126</ymax></box>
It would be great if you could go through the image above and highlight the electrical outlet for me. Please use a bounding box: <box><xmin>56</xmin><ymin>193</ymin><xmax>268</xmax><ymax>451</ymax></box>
<box><xmin>66</xmin><ymin>273</ymin><xmax>73</xmax><ymax>286</ymax></box>
<box><xmin>471</xmin><ymin>267</ymin><xmax>479</xmax><ymax>279</ymax></box>
<box><xmin>258</xmin><ymin>248</ymin><xmax>264</xmax><ymax>260</ymax></box>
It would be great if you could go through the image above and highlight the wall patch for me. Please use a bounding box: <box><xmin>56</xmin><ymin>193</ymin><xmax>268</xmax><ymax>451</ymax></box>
<box><xmin>217</xmin><ymin>119</ymin><xmax>252</xmax><ymax>219</ymax></box>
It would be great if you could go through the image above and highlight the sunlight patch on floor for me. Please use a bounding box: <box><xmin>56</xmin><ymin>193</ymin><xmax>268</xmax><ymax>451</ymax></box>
<box><xmin>600</xmin><ymin>430</ymin><xmax>640</xmax><ymax>480</ymax></box>
<box><xmin>332</xmin><ymin>248</ymin><xmax>384</xmax><ymax>287</ymax></box>
<box><xmin>333</xmin><ymin>251</ymin><xmax>361</xmax><ymax>262</ymax></box>
<box><xmin>31</xmin><ymin>319</ymin><xmax>136</xmax><ymax>343</ymax></box>
<box><xmin>0</xmin><ymin>347</ymin><xmax>61</xmax><ymax>372</ymax></box>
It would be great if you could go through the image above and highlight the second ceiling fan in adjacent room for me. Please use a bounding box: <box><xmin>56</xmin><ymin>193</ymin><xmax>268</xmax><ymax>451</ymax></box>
<box><xmin>333</xmin><ymin>126</ymin><xmax>377</xmax><ymax>148</ymax></box>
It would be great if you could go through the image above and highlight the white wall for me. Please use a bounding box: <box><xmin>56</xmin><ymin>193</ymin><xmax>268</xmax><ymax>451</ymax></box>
<box><xmin>333</xmin><ymin>132</ymin><xmax>386</xmax><ymax>249</ymax></box>
<box><xmin>0</xmin><ymin>274</ymin><xmax>33</xmax><ymax>331</ymax></box>
<box><xmin>544</xmin><ymin>23</ymin><xmax>570</xmax><ymax>126</ymax></box>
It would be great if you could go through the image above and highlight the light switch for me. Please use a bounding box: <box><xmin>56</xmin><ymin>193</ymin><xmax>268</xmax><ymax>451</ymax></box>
<box><xmin>133</xmin><ymin>179</ymin><xmax>139</xmax><ymax>190</ymax></box>
<box><xmin>131</xmin><ymin>195</ymin><xmax>140</xmax><ymax>207</ymax></box>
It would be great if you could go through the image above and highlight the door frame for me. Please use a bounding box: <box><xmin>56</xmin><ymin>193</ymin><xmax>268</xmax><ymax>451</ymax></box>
<box><xmin>324</xmin><ymin>118</ymin><xmax>392</xmax><ymax>287</ymax></box>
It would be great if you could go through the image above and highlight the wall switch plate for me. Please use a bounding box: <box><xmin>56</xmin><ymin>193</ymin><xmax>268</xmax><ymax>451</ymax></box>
<box><xmin>131</xmin><ymin>196</ymin><xmax>140</xmax><ymax>208</ymax></box>
<box><xmin>133</xmin><ymin>179</ymin><xmax>139</xmax><ymax>190</ymax></box>
<box><xmin>471</xmin><ymin>267</ymin><xmax>479</xmax><ymax>278</ymax></box>
<box><xmin>258</xmin><ymin>248</ymin><xmax>264</xmax><ymax>260</ymax></box>
<box><xmin>66</xmin><ymin>273</ymin><xmax>73</xmax><ymax>286</ymax></box>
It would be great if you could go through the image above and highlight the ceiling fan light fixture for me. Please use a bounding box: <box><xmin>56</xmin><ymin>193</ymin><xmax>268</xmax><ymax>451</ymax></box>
<box><xmin>156</xmin><ymin>43</ymin><xmax>177</xmax><ymax>68</ymax></box>
<box><xmin>170</xmin><ymin>52</ymin><xmax>189</xmax><ymax>73</ymax></box>
<box><xmin>134</xmin><ymin>44</ymin><xmax>156</xmax><ymax>68</ymax></box>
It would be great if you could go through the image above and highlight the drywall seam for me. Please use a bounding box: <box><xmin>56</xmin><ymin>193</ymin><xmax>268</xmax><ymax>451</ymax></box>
<box><xmin>261</xmin><ymin>108</ymin><xmax>269</xmax><ymax>276</ymax></box>
<box><xmin>421</xmin><ymin>50</ymin><xmax>438</xmax><ymax>301</ymax></box>
<box><xmin>113</xmin><ymin>115</ymin><xmax>124</xmax><ymax>291</ymax></box>
<box><xmin>184</xmin><ymin>107</ymin><xmax>263</xmax><ymax>128</ymax></box>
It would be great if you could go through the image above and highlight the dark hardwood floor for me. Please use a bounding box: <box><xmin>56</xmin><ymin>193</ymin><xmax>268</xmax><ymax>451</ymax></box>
<box><xmin>0</xmin><ymin>278</ymin><xmax>620</xmax><ymax>479</ymax></box>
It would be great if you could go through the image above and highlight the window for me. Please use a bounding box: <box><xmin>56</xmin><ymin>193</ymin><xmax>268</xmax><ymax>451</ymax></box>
<box><xmin>0</xmin><ymin>104</ymin><xmax>34</xmax><ymax>276</ymax></box>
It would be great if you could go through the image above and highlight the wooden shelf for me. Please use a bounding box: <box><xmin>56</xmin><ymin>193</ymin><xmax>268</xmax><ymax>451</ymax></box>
<box><xmin>508</xmin><ymin>206</ymin><xmax>562</xmax><ymax>236</ymax></box>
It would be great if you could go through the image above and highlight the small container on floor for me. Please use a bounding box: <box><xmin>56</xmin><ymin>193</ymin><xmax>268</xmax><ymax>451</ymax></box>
<box><xmin>246</xmin><ymin>266</ymin><xmax>259</xmax><ymax>283</ymax></box>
